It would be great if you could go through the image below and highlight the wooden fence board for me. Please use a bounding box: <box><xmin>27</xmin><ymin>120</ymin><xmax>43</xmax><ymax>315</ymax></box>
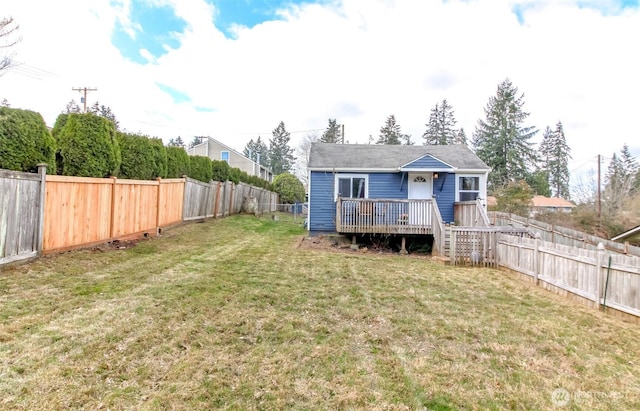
<box><xmin>497</xmin><ymin>235</ymin><xmax>640</xmax><ymax>318</ymax></box>
<box><xmin>43</xmin><ymin>177</ymin><xmax>113</xmax><ymax>251</ymax></box>
<box><xmin>158</xmin><ymin>179</ymin><xmax>184</xmax><ymax>226</ymax></box>
<box><xmin>1</xmin><ymin>168</ymin><xmax>44</xmax><ymax>264</ymax></box>
<box><xmin>4</xmin><ymin>169</ymin><xmax>277</xmax><ymax>264</ymax></box>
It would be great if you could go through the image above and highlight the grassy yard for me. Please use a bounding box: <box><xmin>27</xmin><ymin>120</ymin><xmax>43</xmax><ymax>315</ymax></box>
<box><xmin>1</xmin><ymin>214</ymin><xmax>640</xmax><ymax>410</ymax></box>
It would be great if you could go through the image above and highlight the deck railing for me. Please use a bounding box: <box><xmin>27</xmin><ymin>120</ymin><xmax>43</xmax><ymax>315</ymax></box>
<box><xmin>454</xmin><ymin>198</ymin><xmax>490</xmax><ymax>227</ymax></box>
<box><xmin>336</xmin><ymin>198</ymin><xmax>440</xmax><ymax>235</ymax></box>
<box><xmin>431</xmin><ymin>200</ymin><xmax>446</xmax><ymax>256</ymax></box>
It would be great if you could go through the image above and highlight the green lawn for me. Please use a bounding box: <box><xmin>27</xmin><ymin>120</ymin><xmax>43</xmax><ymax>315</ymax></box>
<box><xmin>1</xmin><ymin>214</ymin><xmax>639</xmax><ymax>410</ymax></box>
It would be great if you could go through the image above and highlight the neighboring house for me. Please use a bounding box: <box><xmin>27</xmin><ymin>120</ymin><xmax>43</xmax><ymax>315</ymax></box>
<box><xmin>307</xmin><ymin>143</ymin><xmax>490</xmax><ymax>236</ymax></box>
<box><xmin>612</xmin><ymin>225</ymin><xmax>640</xmax><ymax>246</ymax></box>
<box><xmin>529</xmin><ymin>195</ymin><xmax>575</xmax><ymax>217</ymax></box>
<box><xmin>187</xmin><ymin>137</ymin><xmax>273</xmax><ymax>182</ymax></box>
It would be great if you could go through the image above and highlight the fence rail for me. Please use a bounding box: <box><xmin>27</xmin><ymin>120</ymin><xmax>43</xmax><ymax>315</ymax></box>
<box><xmin>1</xmin><ymin>167</ymin><xmax>277</xmax><ymax>264</ymax></box>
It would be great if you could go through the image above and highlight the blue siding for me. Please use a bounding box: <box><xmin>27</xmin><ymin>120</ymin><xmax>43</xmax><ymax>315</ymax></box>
<box><xmin>369</xmin><ymin>173</ymin><xmax>407</xmax><ymax>199</ymax></box>
<box><xmin>309</xmin><ymin>171</ymin><xmax>336</xmax><ymax>233</ymax></box>
<box><xmin>433</xmin><ymin>172</ymin><xmax>455</xmax><ymax>223</ymax></box>
<box><xmin>309</xmin><ymin>171</ymin><xmax>460</xmax><ymax>232</ymax></box>
<box><xmin>403</xmin><ymin>154</ymin><xmax>449</xmax><ymax>169</ymax></box>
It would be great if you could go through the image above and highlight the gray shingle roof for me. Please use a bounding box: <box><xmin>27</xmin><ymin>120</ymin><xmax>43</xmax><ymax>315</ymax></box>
<box><xmin>308</xmin><ymin>143</ymin><xmax>490</xmax><ymax>171</ymax></box>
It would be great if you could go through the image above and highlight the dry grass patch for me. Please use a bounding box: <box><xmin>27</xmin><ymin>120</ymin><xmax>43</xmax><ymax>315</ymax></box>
<box><xmin>1</xmin><ymin>214</ymin><xmax>640</xmax><ymax>410</ymax></box>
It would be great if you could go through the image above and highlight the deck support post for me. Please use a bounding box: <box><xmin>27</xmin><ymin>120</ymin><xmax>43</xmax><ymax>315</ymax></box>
<box><xmin>352</xmin><ymin>235</ymin><xmax>356</xmax><ymax>245</ymax></box>
<box><xmin>400</xmin><ymin>236</ymin><xmax>408</xmax><ymax>254</ymax></box>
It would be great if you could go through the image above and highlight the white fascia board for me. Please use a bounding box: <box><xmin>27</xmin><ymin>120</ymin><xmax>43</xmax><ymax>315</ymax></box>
<box><xmin>399</xmin><ymin>167</ymin><xmax>455</xmax><ymax>173</ymax></box>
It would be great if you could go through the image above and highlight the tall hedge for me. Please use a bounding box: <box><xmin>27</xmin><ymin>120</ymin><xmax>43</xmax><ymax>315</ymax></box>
<box><xmin>55</xmin><ymin>113</ymin><xmax>121</xmax><ymax>177</ymax></box>
<box><xmin>117</xmin><ymin>132</ymin><xmax>156</xmax><ymax>180</ymax></box>
<box><xmin>189</xmin><ymin>155</ymin><xmax>213</xmax><ymax>183</ymax></box>
<box><xmin>211</xmin><ymin>159</ymin><xmax>231</xmax><ymax>182</ymax></box>
<box><xmin>166</xmin><ymin>146</ymin><xmax>190</xmax><ymax>178</ymax></box>
<box><xmin>150</xmin><ymin>137</ymin><xmax>168</xmax><ymax>178</ymax></box>
<box><xmin>0</xmin><ymin>107</ymin><xmax>56</xmax><ymax>173</ymax></box>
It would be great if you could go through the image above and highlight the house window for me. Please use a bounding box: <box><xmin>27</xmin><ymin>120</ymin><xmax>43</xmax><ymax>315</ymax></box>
<box><xmin>459</xmin><ymin>176</ymin><xmax>480</xmax><ymax>201</ymax></box>
<box><xmin>335</xmin><ymin>174</ymin><xmax>368</xmax><ymax>199</ymax></box>
<box><xmin>221</xmin><ymin>151</ymin><xmax>229</xmax><ymax>163</ymax></box>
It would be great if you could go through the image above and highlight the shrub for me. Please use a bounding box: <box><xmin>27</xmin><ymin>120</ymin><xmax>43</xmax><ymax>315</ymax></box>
<box><xmin>166</xmin><ymin>146</ymin><xmax>190</xmax><ymax>178</ymax></box>
<box><xmin>189</xmin><ymin>155</ymin><xmax>213</xmax><ymax>182</ymax></box>
<box><xmin>55</xmin><ymin>113</ymin><xmax>120</xmax><ymax>177</ymax></box>
<box><xmin>149</xmin><ymin>137</ymin><xmax>168</xmax><ymax>178</ymax></box>
<box><xmin>116</xmin><ymin>132</ymin><xmax>156</xmax><ymax>180</ymax></box>
<box><xmin>0</xmin><ymin>107</ymin><xmax>56</xmax><ymax>173</ymax></box>
<box><xmin>211</xmin><ymin>159</ymin><xmax>231</xmax><ymax>182</ymax></box>
<box><xmin>272</xmin><ymin>173</ymin><xmax>305</xmax><ymax>204</ymax></box>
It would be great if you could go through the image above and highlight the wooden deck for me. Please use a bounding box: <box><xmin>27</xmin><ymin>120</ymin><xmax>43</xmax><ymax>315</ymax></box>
<box><xmin>336</xmin><ymin>198</ymin><xmax>439</xmax><ymax>235</ymax></box>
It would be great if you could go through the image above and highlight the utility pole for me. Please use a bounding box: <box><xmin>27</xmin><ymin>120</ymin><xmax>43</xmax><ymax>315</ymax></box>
<box><xmin>341</xmin><ymin>124</ymin><xmax>345</xmax><ymax>144</ymax></box>
<box><xmin>72</xmin><ymin>87</ymin><xmax>97</xmax><ymax>112</ymax></box>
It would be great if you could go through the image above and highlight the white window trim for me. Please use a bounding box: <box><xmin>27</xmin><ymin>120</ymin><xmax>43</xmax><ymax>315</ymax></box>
<box><xmin>221</xmin><ymin>151</ymin><xmax>230</xmax><ymax>163</ymax></box>
<box><xmin>455</xmin><ymin>173</ymin><xmax>486</xmax><ymax>202</ymax></box>
<box><xmin>334</xmin><ymin>173</ymin><xmax>369</xmax><ymax>201</ymax></box>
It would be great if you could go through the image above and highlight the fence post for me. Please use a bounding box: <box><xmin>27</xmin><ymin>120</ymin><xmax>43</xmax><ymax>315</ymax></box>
<box><xmin>109</xmin><ymin>176</ymin><xmax>118</xmax><ymax>239</ymax></box>
<box><xmin>595</xmin><ymin>242</ymin><xmax>605</xmax><ymax>308</ymax></box>
<box><xmin>156</xmin><ymin>178</ymin><xmax>162</xmax><ymax>232</ymax></box>
<box><xmin>181</xmin><ymin>176</ymin><xmax>188</xmax><ymax>222</ymax></box>
<box><xmin>36</xmin><ymin>163</ymin><xmax>48</xmax><ymax>255</ymax></box>
<box><xmin>533</xmin><ymin>233</ymin><xmax>541</xmax><ymax>284</ymax></box>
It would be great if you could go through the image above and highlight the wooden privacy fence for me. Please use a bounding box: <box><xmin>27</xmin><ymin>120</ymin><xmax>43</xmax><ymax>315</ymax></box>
<box><xmin>0</xmin><ymin>165</ymin><xmax>47</xmax><ymax>265</ymax></box>
<box><xmin>182</xmin><ymin>179</ymin><xmax>277</xmax><ymax>221</ymax></box>
<box><xmin>489</xmin><ymin>211</ymin><xmax>640</xmax><ymax>257</ymax></box>
<box><xmin>1</xmin><ymin>167</ymin><xmax>278</xmax><ymax>264</ymax></box>
<box><xmin>44</xmin><ymin>176</ymin><xmax>186</xmax><ymax>252</ymax></box>
<box><xmin>497</xmin><ymin>235</ymin><xmax>640</xmax><ymax>319</ymax></box>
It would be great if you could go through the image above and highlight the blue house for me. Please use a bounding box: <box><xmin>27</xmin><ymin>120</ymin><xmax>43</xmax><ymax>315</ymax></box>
<box><xmin>307</xmin><ymin>143</ymin><xmax>491</xmax><ymax>253</ymax></box>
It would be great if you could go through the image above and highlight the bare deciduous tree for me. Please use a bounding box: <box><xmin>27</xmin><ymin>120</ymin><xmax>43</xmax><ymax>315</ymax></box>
<box><xmin>294</xmin><ymin>131</ymin><xmax>319</xmax><ymax>186</ymax></box>
<box><xmin>1</xmin><ymin>17</ymin><xmax>20</xmax><ymax>75</ymax></box>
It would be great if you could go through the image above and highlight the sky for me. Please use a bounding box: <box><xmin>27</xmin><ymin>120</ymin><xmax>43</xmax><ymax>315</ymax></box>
<box><xmin>2</xmin><ymin>0</ymin><xmax>639</xmax><ymax>187</ymax></box>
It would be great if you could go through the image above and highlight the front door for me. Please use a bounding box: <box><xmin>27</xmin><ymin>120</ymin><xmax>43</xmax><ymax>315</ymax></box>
<box><xmin>408</xmin><ymin>174</ymin><xmax>432</xmax><ymax>224</ymax></box>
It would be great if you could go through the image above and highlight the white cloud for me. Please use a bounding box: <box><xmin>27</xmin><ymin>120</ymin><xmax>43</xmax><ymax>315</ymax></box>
<box><xmin>2</xmin><ymin>0</ymin><xmax>639</xmax><ymax>180</ymax></box>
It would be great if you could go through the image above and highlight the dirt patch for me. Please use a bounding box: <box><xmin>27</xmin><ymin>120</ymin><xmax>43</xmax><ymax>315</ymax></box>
<box><xmin>298</xmin><ymin>234</ymin><xmax>433</xmax><ymax>258</ymax></box>
<box><xmin>91</xmin><ymin>238</ymin><xmax>143</xmax><ymax>252</ymax></box>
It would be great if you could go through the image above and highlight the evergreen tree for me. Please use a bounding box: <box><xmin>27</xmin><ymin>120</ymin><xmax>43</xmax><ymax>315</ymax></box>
<box><xmin>540</xmin><ymin>121</ymin><xmax>571</xmax><ymax>198</ymax></box>
<box><xmin>402</xmin><ymin>134</ymin><xmax>414</xmax><ymax>145</ymax></box>
<box><xmin>243</xmin><ymin>136</ymin><xmax>270</xmax><ymax>167</ymax></box>
<box><xmin>472</xmin><ymin>78</ymin><xmax>538</xmax><ymax>189</ymax></box>
<box><xmin>89</xmin><ymin>101</ymin><xmax>120</xmax><ymax>130</ymax></box>
<box><xmin>268</xmin><ymin>121</ymin><xmax>295</xmax><ymax>175</ymax></box>
<box><xmin>377</xmin><ymin>115</ymin><xmax>403</xmax><ymax>145</ymax></box>
<box><xmin>64</xmin><ymin>99</ymin><xmax>82</xmax><ymax>114</ymax></box>
<box><xmin>320</xmin><ymin>118</ymin><xmax>342</xmax><ymax>143</ymax></box>
<box><xmin>454</xmin><ymin>128</ymin><xmax>467</xmax><ymax>145</ymax></box>
<box><xmin>188</xmin><ymin>136</ymin><xmax>204</xmax><ymax>149</ymax></box>
<box><xmin>620</xmin><ymin>143</ymin><xmax>638</xmax><ymax>182</ymax></box>
<box><xmin>423</xmin><ymin>99</ymin><xmax>457</xmax><ymax>145</ymax></box>
<box><xmin>168</xmin><ymin>136</ymin><xmax>185</xmax><ymax>148</ymax></box>
<box><xmin>604</xmin><ymin>153</ymin><xmax>626</xmax><ymax>211</ymax></box>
